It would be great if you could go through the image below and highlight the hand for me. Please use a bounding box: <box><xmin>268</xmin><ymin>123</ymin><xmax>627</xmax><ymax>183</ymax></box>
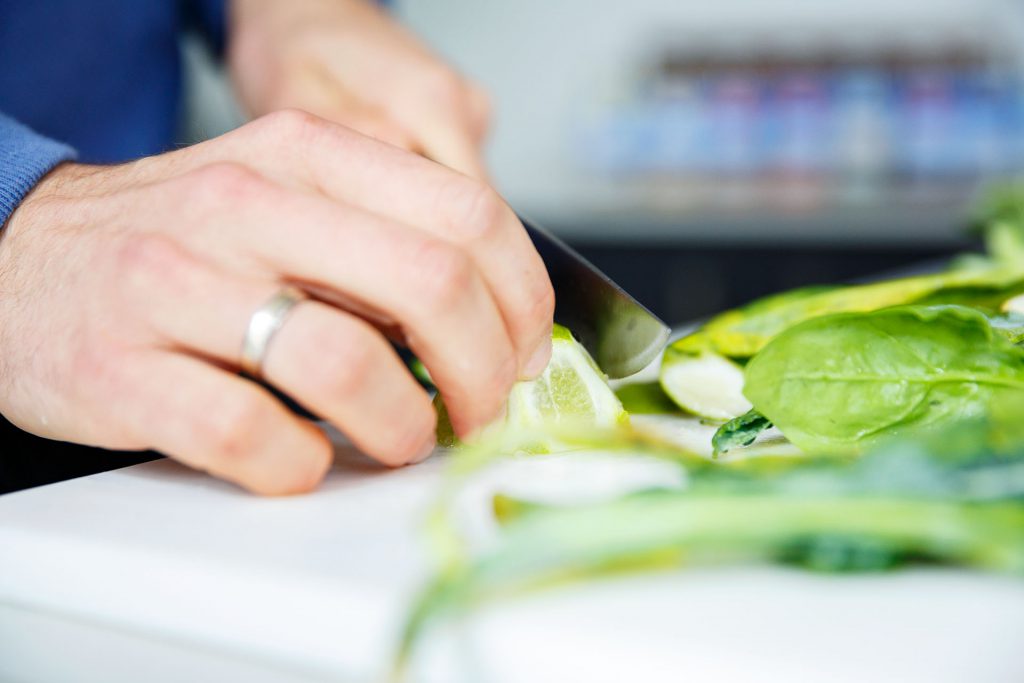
<box><xmin>0</xmin><ymin>111</ymin><xmax>553</xmax><ymax>494</ymax></box>
<box><xmin>228</xmin><ymin>0</ymin><xmax>491</xmax><ymax>178</ymax></box>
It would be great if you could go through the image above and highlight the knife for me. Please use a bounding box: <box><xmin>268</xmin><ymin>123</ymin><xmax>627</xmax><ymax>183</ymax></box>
<box><xmin>521</xmin><ymin>218</ymin><xmax>671</xmax><ymax>379</ymax></box>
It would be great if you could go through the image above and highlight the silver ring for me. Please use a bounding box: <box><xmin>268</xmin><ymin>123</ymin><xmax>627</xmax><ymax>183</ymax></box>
<box><xmin>240</xmin><ymin>286</ymin><xmax>309</xmax><ymax>379</ymax></box>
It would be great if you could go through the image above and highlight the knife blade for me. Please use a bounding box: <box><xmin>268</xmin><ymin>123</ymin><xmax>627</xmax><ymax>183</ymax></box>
<box><xmin>521</xmin><ymin>218</ymin><xmax>671</xmax><ymax>379</ymax></box>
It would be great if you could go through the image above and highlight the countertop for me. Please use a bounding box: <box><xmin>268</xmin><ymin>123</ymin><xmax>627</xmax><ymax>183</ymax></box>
<box><xmin>2</xmin><ymin>436</ymin><xmax>1024</xmax><ymax>683</ymax></box>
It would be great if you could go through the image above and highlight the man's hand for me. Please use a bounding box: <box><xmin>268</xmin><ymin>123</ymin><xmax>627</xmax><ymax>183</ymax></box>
<box><xmin>0</xmin><ymin>112</ymin><xmax>553</xmax><ymax>494</ymax></box>
<box><xmin>228</xmin><ymin>0</ymin><xmax>491</xmax><ymax>178</ymax></box>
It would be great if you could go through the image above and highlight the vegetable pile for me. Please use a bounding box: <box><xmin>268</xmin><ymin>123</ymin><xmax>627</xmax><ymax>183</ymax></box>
<box><xmin>397</xmin><ymin>187</ymin><xmax>1024</xmax><ymax>670</ymax></box>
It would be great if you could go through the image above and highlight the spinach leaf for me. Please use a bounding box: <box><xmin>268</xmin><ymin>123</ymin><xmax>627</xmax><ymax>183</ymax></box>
<box><xmin>660</xmin><ymin>268</ymin><xmax>1024</xmax><ymax>419</ymax></box>
<box><xmin>743</xmin><ymin>305</ymin><xmax>1024</xmax><ymax>455</ymax></box>
<box><xmin>689</xmin><ymin>268</ymin><xmax>1024</xmax><ymax>360</ymax></box>
<box><xmin>711</xmin><ymin>409</ymin><xmax>773</xmax><ymax>457</ymax></box>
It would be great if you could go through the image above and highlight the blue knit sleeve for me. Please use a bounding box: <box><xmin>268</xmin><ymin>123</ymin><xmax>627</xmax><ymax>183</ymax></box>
<box><xmin>0</xmin><ymin>114</ymin><xmax>77</xmax><ymax>228</ymax></box>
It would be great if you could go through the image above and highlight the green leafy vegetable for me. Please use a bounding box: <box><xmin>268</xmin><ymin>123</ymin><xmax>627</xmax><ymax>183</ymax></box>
<box><xmin>680</xmin><ymin>268</ymin><xmax>1024</xmax><ymax>361</ymax></box>
<box><xmin>743</xmin><ymin>305</ymin><xmax>1024</xmax><ymax>455</ymax></box>
<box><xmin>395</xmin><ymin>203</ymin><xmax>1024</xmax><ymax>674</ymax></box>
<box><xmin>397</xmin><ymin>421</ymin><xmax>1024</xmax><ymax>668</ymax></box>
<box><xmin>711</xmin><ymin>409</ymin><xmax>773</xmax><ymax>457</ymax></box>
<box><xmin>659</xmin><ymin>267</ymin><xmax>1024</xmax><ymax>419</ymax></box>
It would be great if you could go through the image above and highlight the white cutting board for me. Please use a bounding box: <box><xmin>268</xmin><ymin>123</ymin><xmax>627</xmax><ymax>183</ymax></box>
<box><xmin>2</xmin><ymin>436</ymin><xmax>1024</xmax><ymax>683</ymax></box>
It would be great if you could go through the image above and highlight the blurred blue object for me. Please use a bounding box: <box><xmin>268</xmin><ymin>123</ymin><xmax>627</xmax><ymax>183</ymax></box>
<box><xmin>575</xmin><ymin>34</ymin><xmax>1024</xmax><ymax>209</ymax></box>
<box><xmin>0</xmin><ymin>1</ymin><xmax>225</xmax><ymax>163</ymax></box>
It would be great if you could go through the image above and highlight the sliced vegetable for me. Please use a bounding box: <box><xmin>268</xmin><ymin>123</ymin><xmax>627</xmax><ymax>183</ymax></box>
<box><xmin>435</xmin><ymin>324</ymin><xmax>626</xmax><ymax>452</ymax></box>
<box><xmin>659</xmin><ymin>347</ymin><xmax>750</xmax><ymax>420</ymax></box>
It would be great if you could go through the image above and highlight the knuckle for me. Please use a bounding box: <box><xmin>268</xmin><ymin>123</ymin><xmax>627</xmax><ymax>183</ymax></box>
<box><xmin>412</xmin><ymin>240</ymin><xmax>475</xmax><ymax>312</ymax></box>
<box><xmin>187</xmin><ymin>162</ymin><xmax>265</xmax><ymax>206</ymax></box>
<box><xmin>258</xmin><ymin>108</ymin><xmax>328</xmax><ymax>144</ymax></box>
<box><xmin>113</xmin><ymin>233</ymin><xmax>191</xmax><ymax>293</ymax></box>
<box><xmin>442</xmin><ymin>179</ymin><xmax>504</xmax><ymax>242</ymax></box>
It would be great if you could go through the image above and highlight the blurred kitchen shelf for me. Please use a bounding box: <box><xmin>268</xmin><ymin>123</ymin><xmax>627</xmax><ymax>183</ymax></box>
<box><xmin>402</xmin><ymin>0</ymin><xmax>1024</xmax><ymax>247</ymax></box>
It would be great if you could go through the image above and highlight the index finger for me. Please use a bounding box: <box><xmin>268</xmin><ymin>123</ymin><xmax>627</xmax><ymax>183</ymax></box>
<box><xmin>389</xmin><ymin>71</ymin><xmax>491</xmax><ymax>178</ymax></box>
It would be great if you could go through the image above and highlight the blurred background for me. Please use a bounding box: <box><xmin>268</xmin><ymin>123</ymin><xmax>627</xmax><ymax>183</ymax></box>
<box><xmin>188</xmin><ymin>0</ymin><xmax>1024</xmax><ymax>324</ymax></box>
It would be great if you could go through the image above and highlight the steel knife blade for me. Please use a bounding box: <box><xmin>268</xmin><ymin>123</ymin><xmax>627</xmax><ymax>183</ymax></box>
<box><xmin>521</xmin><ymin>217</ymin><xmax>671</xmax><ymax>379</ymax></box>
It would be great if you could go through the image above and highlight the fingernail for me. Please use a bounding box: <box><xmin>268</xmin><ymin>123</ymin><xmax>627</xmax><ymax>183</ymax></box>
<box><xmin>411</xmin><ymin>438</ymin><xmax>435</xmax><ymax>464</ymax></box>
<box><xmin>522</xmin><ymin>339</ymin><xmax>552</xmax><ymax>379</ymax></box>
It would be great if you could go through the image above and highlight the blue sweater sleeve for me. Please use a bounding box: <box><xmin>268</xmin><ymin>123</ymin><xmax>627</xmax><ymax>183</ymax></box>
<box><xmin>0</xmin><ymin>114</ymin><xmax>77</xmax><ymax>228</ymax></box>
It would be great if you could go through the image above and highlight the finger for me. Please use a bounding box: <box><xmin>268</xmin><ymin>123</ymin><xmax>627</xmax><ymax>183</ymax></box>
<box><xmin>297</xmin><ymin>117</ymin><xmax>551</xmax><ymax>377</ymax></box>
<box><xmin>232</xmin><ymin>196</ymin><xmax>517</xmax><ymax>436</ymax></box>
<box><xmin>216</xmin><ymin>113</ymin><xmax>554</xmax><ymax>378</ymax></box>
<box><xmin>135</xmin><ymin>115</ymin><xmax>554</xmax><ymax>380</ymax></box>
<box><xmin>125</xmin><ymin>194</ymin><xmax>514</xmax><ymax>437</ymax></box>
<box><xmin>120</xmin><ymin>349</ymin><xmax>332</xmax><ymax>496</ymax></box>
<box><xmin>307</xmin><ymin>53</ymin><xmax>486</xmax><ymax>177</ymax></box>
<box><xmin>261</xmin><ymin>301</ymin><xmax>437</xmax><ymax>466</ymax></box>
<box><xmin>465</xmin><ymin>83</ymin><xmax>492</xmax><ymax>144</ymax></box>
<box><xmin>278</xmin><ymin>66</ymin><xmax>418</xmax><ymax>151</ymax></box>
<box><xmin>113</xmin><ymin>232</ymin><xmax>437</xmax><ymax>463</ymax></box>
<box><xmin>386</xmin><ymin>72</ymin><xmax>488</xmax><ymax>179</ymax></box>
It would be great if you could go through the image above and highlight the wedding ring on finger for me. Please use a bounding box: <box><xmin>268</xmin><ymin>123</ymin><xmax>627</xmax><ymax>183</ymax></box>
<box><xmin>240</xmin><ymin>285</ymin><xmax>310</xmax><ymax>380</ymax></box>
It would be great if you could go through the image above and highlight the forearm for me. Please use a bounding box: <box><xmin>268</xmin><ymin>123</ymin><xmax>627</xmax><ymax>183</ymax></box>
<box><xmin>0</xmin><ymin>114</ymin><xmax>76</xmax><ymax>228</ymax></box>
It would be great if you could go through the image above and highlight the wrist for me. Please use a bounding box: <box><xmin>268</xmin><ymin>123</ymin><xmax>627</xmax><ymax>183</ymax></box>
<box><xmin>0</xmin><ymin>117</ymin><xmax>78</xmax><ymax>229</ymax></box>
